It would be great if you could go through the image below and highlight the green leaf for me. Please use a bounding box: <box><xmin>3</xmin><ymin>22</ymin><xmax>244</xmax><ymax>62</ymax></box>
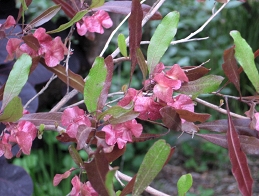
<box><xmin>105</xmin><ymin>169</ymin><xmax>116</xmax><ymax>196</ymax></box>
<box><xmin>68</xmin><ymin>145</ymin><xmax>84</xmax><ymax>167</ymax></box>
<box><xmin>0</xmin><ymin>96</ymin><xmax>23</xmax><ymax>122</ymax></box>
<box><xmin>177</xmin><ymin>75</ymin><xmax>224</xmax><ymax>99</ymax></box>
<box><xmin>90</xmin><ymin>0</ymin><xmax>105</xmax><ymax>9</ymax></box>
<box><xmin>118</xmin><ymin>34</ymin><xmax>128</xmax><ymax>57</ymax></box>
<box><xmin>147</xmin><ymin>11</ymin><xmax>179</xmax><ymax>74</ymax></box>
<box><xmin>230</xmin><ymin>30</ymin><xmax>259</xmax><ymax>93</ymax></box>
<box><xmin>47</xmin><ymin>9</ymin><xmax>89</xmax><ymax>34</ymax></box>
<box><xmin>1</xmin><ymin>54</ymin><xmax>32</xmax><ymax>110</ymax></box>
<box><xmin>98</xmin><ymin>103</ymin><xmax>133</xmax><ymax>120</ymax></box>
<box><xmin>177</xmin><ymin>173</ymin><xmax>193</xmax><ymax>196</ymax></box>
<box><xmin>84</xmin><ymin>57</ymin><xmax>107</xmax><ymax>114</ymax></box>
<box><xmin>133</xmin><ymin>139</ymin><xmax>171</xmax><ymax>195</ymax></box>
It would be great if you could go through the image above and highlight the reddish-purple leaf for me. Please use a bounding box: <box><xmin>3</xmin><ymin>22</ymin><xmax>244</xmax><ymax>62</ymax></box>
<box><xmin>182</xmin><ymin>121</ymin><xmax>199</xmax><ymax>135</ymax></box>
<box><xmin>76</xmin><ymin>125</ymin><xmax>93</xmax><ymax>150</ymax></box>
<box><xmin>182</xmin><ymin>66</ymin><xmax>210</xmax><ymax>81</ymax></box>
<box><xmin>84</xmin><ymin>150</ymin><xmax>110</xmax><ymax>196</ymax></box>
<box><xmin>104</xmin><ymin>145</ymin><xmax>126</xmax><ymax>163</ymax></box>
<box><xmin>97</xmin><ymin>55</ymin><xmax>114</xmax><ymax>112</ymax></box>
<box><xmin>226</xmin><ymin>100</ymin><xmax>253</xmax><ymax>195</ymax></box>
<box><xmin>19</xmin><ymin>112</ymin><xmax>62</xmax><ymax>126</ymax></box>
<box><xmin>52</xmin><ymin>0</ymin><xmax>76</xmax><ymax>19</ymax></box>
<box><xmin>222</xmin><ymin>46</ymin><xmax>241</xmax><ymax>94</ymax></box>
<box><xmin>129</xmin><ymin>0</ymin><xmax>143</xmax><ymax>83</ymax></box>
<box><xmin>254</xmin><ymin>49</ymin><xmax>259</xmax><ymax>59</ymax></box>
<box><xmin>92</xmin><ymin>1</ymin><xmax>162</xmax><ymax>20</ymax></box>
<box><xmin>160</xmin><ymin>106</ymin><xmax>181</xmax><ymax>131</ymax></box>
<box><xmin>175</xmin><ymin>109</ymin><xmax>210</xmax><ymax>123</ymax></box>
<box><xmin>197</xmin><ymin>133</ymin><xmax>259</xmax><ymax>155</ymax></box>
<box><xmin>197</xmin><ymin>119</ymin><xmax>257</xmax><ymax>138</ymax></box>
<box><xmin>22</xmin><ymin>34</ymin><xmax>40</xmax><ymax>51</ymax></box>
<box><xmin>41</xmin><ymin>59</ymin><xmax>84</xmax><ymax>93</ymax></box>
<box><xmin>53</xmin><ymin>169</ymin><xmax>73</xmax><ymax>186</ymax></box>
<box><xmin>132</xmin><ymin>131</ymin><xmax>169</xmax><ymax>143</ymax></box>
<box><xmin>136</xmin><ymin>47</ymin><xmax>148</xmax><ymax>81</ymax></box>
<box><xmin>120</xmin><ymin>175</ymin><xmax>136</xmax><ymax>196</ymax></box>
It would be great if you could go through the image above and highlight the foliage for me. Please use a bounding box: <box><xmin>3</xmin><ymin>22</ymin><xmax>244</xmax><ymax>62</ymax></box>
<box><xmin>0</xmin><ymin>0</ymin><xmax>258</xmax><ymax>195</ymax></box>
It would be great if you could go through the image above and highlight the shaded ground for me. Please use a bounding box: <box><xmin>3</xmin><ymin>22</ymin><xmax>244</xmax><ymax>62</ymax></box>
<box><xmin>146</xmin><ymin>154</ymin><xmax>259</xmax><ymax>196</ymax></box>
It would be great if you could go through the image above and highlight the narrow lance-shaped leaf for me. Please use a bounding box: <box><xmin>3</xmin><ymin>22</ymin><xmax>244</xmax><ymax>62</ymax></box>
<box><xmin>90</xmin><ymin>0</ymin><xmax>105</xmax><ymax>9</ymax></box>
<box><xmin>105</xmin><ymin>169</ymin><xmax>116</xmax><ymax>196</ymax></box>
<box><xmin>1</xmin><ymin>54</ymin><xmax>32</xmax><ymax>110</ymax></box>
<box><xmin>19</xmin><ymin>112</ymin><xmax>62</xmax><ymax>126</ymax></box>
<box><xmin>68</xmin><ymin>145</ymin><xmax>84</xmax><ymax>167</ymax></box>
<box><xmin>41</xmin><ymin>59</ymin><xmax>84</xmax><ymax>93</ymax></box>
<box><xmin>97</xmin><ymin>56</ymin><xmax>114</xmax><ymax>113</ymax></box>
<box><xmin>133</xmin><ymin>139</ymin><xmax>171</xmax><ymax>195</ymax></box>
<box><xmin>160</xmin><ymin>106</ymin><xmax>181</xmax><ymax>131</ymax></box>
<box><xmin>230</xmin><ymin>30</ymin><xmax>259</xmax><ymax>93</ymax></box>
<box><xmin>129</xmin><ymin>0</ymin><xmax>143</xmax><ymax>83</ymax></box>
<box><xmin>52</xmin><ymin>0</ymin><xmax>76</xmax><ymax>19</ymax></box>
<box><xmin>26</xmin><ymin>4</ymin><xmax>61</xmax><ymax>29</ymax></box>
<box><xmin>84</xmin><ymin>57</ymin><xmax>107</xmax><ymax>114</ymax></box>
<box><xmin>84</xmin><ymin>150</ymin><xmax>110</xmax><ymax>196</ymax></box>
<box><xmin>118</xmin><ymin>34</ymin><xmax>128</xmax><ymax>57</ymax></box>
<box><xmin>0</xmin><ymin>96</ymin><xmax>23</xmax><ymax>122</ymax></box>
<box><xmin>147</xmin><ymin>11</ymin><xmax>179</xmax><ymax>74</ymax></box>
<box><xmin>222</xmin><ymin>46</ymin><xmax>241</xmax><ymax>95</ymax></box>
<box><xmin>47</xmin><ymin>9</ymin><xmax>89</xmax><ymax>34</ymax></box>
<box><xmin>177</xmin><ymin>75</ymin><xmax>224</xmax><ymax>99</ymax></box>
<box><xmin>136</xmin><ymin>48</ymin><xmax>148</xmax><ymax>81</ymax></box>
<box><xmin>177</xmin><ymin>174</ymin><xmax>193</xmax><ymax>196</ymax></box>
<box><xmin>225</xmin><ymin>99</ymin><xmax>253</xmax><ymax>195</ymax></box>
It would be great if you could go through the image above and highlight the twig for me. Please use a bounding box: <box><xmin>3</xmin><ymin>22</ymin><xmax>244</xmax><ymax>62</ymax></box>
<box><xmin>184</xmin><ymin>0</ymin><xmax>230</xmax><ymax>40</ymax></box>
<box><xmin>195</xmin><ymin>98</ymin><xmax>249</xmax><ymax>119</ymax></box>
<box><xmin>140</xmin><ymin>37</ymin><xmax>209</xmax><ymax>45</ymax></box>
<box><xmin>50</xmin><ymin>89</ymin><xmax>79</xmax><ymax>112</ymax></box>
<box><xmin>24</xmin><ymin>74</ymin><xmax>57</xmax><ymax>110</ymax></box>
<box><xmin>115</xmin><ymin>170</ymin><xmax>170</xmax><ymax>196</ymax></box>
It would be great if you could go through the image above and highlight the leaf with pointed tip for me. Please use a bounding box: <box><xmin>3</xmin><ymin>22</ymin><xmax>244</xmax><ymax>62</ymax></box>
<box><xmin>225</xmin><ymin>100</ymin><xmax>253</xmax><ymax>195</ymax></box>
<box><xmin>197</xmin><ymin>119</ymin><xmax>257</xmax><ymax>137</ymax></box>
<box><xmin>132</xmin><ymin>131</ymin><xmax>169</xmax><ymax>143</ymax></box>
<box><xmin>22</xmin><ymin>34</ymin><xmax>40</xmax><ymax>51</ymax></box>
<box><xmin>129</xmin><ymin>0</ymin><xmax>143</xmax><ymax>83</ymax></box>
<box><xmin>105</xmin><ymin>169</ymin><xmax>116</xmax><ymax>196</ymax></box>
<box><xmin>222</xmin><ymin>46</ymin><xmax>241</xmax><ymax>94</ymax></box>
<box><xmin>177</xmin><ymin>75</ymin><xmax>224</xmax><ymax>98</ymax></box>
<box><xmin>47</xmin><ymin>9</ymin><xmax>89</xmax><ymax>34</ymax></box>
<box><xmin>0</xmin><ymin>96</ymin><xmax>23</xmax><ymax>122</ymax></box>
<box><xmin>90</xmin><ymin>0</ymin><xmax>105</xmax><ymax>9</ymax></box>
<box><xmin>97</xmin><ymin>56</ymin><xmax>114</xmax><ymax>113</ymax></box>
<box><xmin>92</xmin><ymin>1</ymin><xmax>162</xmax><ymax>20</ymax></box>
<box><xmin>41</xmin><ymin>59</ymin><xmax>84</xmax><ymax>93</ymax></box>
<box><xmin>84</xmin><ymin>57</ymin><xmax>107</xmax><ymax>114</ymax></box>
<box><xmin>182</xmin><ymin>66</ymin><xmax>210</xmax><ymax>81</ymax></box>
<box><xmin>118</xmin><ymin>34</ymin><xmax>127</xmax><ymax>57</ymax></box>
<box><xmin>147</xmin><ymin>11</ymin><xmax>179</xmax><ymax>74</ymax></box>
<box><xmin>98</xmin><ymin>103</ymin><xmax>133</xmax><ymax>121</ymax></box>
<box><xmin>177</xmin><ymin>174</ymin><xmax>193</xmax><ymax>196</ymax></box>
<box><xmin>84</xmin><ymin>150</ymin><xmax>110</xmax><ymax>196</ymax></box>
<box><xmin>254</xmin><ymin>49</ymin><xmax>259</xmax><ymax>59</ymax></box>
<box><xmin>230</xmin><ymin>30</ymin><xmax>259</xmax><ymax>93</ymax></box>
<box><xmin>68</xmin><ymin>145</ymin><xmax>84</xmax><ymax>167</ymax></box>
<box><xmin>19</xmin><ymin>112</ymin><xmax>62</xmax><ymax>126</ymax></box>
<box><xmin>76</xmin><ymin>126</ymin><xmax>92</xmax><ymax>150</ymax></box>
<box><xmin>133</xmin><ymin>140</ymin><xmax>171</xmax><ymax>195</ymax></box>
<box><xmin>1</xmin><ymin>54</ymin><xmax>32</xmax><ymax>110</ymax></box>
<box><xmin>120</xmin><ymin>175</ymin><xmax>136</xmax><ymax>196</ymax></box>
<box><xmin>52</xmin><ymin>0</ymin><xmax>76</xmax><ymax>19</ymax></box>
<box><xmin>175</xmin><ymin>109</ymin><xmax>210</xmax><ymax>123</ymax></box>
<box><xmin>160</xmin><ymin>106</ymin><xmax>181</xmax><ymax>131</ymax></box>
<box><xmin>136</xmin><ymin>48</ymin><xmax>148</xmax><ymax>81</ymax></box>
<box><xmin>104</xmin><ymin>145</ymin><xmax>126</xmax><ymax>163</ymax></box>
<box><xmin>27</xmin><ymin>4</ymin><xmax>61</xmax><ymax>29</ymax></box>
<box><xmin>109</xmin><ymin>111</ymin><xmax>140</xmax><ymax>125</ymax></box>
